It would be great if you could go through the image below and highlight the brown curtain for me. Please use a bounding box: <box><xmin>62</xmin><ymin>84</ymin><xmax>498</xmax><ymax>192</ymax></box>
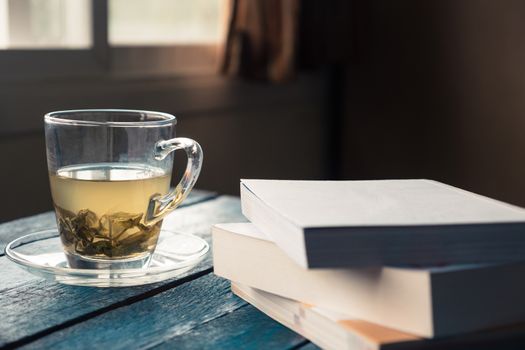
<box><xmin>221</xmin><ymin>0</ymin><xmax>354</xmax><ymax>83</ymax></box>
<box><xmin>221</xmin><ymin>0</ymin><xmax>299</xmax><ymax>82</ymax></box>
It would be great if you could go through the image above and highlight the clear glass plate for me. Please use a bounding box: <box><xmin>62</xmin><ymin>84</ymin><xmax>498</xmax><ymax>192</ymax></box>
<box><xmin>4</xmin><ymin>229</ymin><xmax>209</xmax><ymax>287</ymax></box>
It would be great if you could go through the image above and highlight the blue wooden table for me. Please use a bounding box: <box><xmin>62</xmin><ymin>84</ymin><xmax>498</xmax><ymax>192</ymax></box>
<box><xmin>0</xmin><ymin>191</ymin><xmax>318</xmax><ymax>350</ymax></box>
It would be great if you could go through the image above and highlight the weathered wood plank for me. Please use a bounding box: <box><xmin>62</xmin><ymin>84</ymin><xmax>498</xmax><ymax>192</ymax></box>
<box><xmin>21</xmin><ymin>274</ymin><xmax>241</xmax><ymax>350</ymax></box>
<box><xmin>0</xmin><ymin>196</ymin><xmax>243</xmax><ymax>348</ymax></box>
<box><xmin>0</xmin><ymin>211</ymin><xmax>56</xmax><ymax>253</ymax></box>
<box><xmin>175</xmin><ymin>189</ymin><xmax>218</xmax><ymax>208</ymax></box>
<box><xmin>151</xmin><ymin>302</ymin><xmax>306</xmax><ymax>350</ymax></box>
<box><xmin>20</xmin><ymin>274</ymin><xmax>305</xmax><ymax>350</ymax></box>
<box><xmin>0</xmin><ymin>189</ymin><xmax>217</xmax><ymax>254</ymax></box>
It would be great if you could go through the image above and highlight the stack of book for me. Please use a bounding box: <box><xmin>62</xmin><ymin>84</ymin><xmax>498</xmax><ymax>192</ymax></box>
<box><xmin>213</xmin><ymin>179</ymin><xmax>525</xmax><ymax>349</ymax></box>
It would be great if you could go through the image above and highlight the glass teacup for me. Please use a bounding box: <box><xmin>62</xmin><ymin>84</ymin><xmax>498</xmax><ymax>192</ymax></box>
<box><xmin>45</xmin><ymin>109</ymin><xmax>202</xmax><ymax>269</ymax></box>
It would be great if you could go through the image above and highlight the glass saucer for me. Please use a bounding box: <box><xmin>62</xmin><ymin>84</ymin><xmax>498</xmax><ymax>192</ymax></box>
<box><xmin>4</xmin><ymin>229</ymin><xmax>209</xmax><ymax>287</ymax></box>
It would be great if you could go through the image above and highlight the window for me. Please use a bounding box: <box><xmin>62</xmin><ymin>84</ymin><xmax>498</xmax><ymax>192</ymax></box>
<box><xmin>0</xmin><ymin>0</ymin><xmax>91</xmax><ymax>49</ymax></box>
<box><xmin>109</xmin><ymin>0</ymin><xmax>224</xmax><ymax>46</ymax></box>
<box><xmin>0</xmin><ymin>0</ymin><xmax>228</xmax><ymax>80</ymax></box>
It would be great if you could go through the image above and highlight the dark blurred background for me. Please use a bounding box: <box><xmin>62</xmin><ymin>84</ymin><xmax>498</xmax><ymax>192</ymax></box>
<box><xmin>2</xmin><ymin>0</ymin><xmax>525</xmax><ymax>222</ymax></box>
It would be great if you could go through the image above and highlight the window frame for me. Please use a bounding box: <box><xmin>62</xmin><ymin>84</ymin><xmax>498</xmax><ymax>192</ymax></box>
<box><xmin>0</xmin><ymin>0</ymin><xmax>223</xmax><ymax>82</ymax></box>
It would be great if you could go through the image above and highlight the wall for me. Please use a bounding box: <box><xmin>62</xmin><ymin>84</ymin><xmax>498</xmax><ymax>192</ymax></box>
<box><xmin>0</xmin><ymin>74</ymin><xmax>326</xmax><ymax>222</ymax></box>
<box><xmin>342</xmin><ymin>0</ymin><xmax>525</xmax><ymax>207</ymax></box>
<box><xmin>6</xmin><ymin>0</ymin><xmax>525</xmax><ymax>222</ymax></box>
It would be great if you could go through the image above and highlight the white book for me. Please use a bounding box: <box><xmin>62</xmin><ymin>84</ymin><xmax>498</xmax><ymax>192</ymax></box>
<box><xmin>232</xmin><ymin>282</ymin><xmax>525</xmax><ymax>350</ymax></box>
<box><xmin>241</xmin><ymin>179</ymin><xmax>525</xmax><ymax>268</ymax></box>
<box><xmin>213</xmin><ymin>223</ymin><xmax>525</xmax><ymax>337</ymax></box>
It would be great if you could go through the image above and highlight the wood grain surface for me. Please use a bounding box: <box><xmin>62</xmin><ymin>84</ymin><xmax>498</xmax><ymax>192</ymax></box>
<box><xmin>0</xmin><ymin>193</ymin><xmax>312</xmax><ymax>349</ymax></box>
<box><xmin>151</xmin><ymin>303</ymin><xmax>308</xmax><ymax>350</ymax></box>
<box><xmin>22</xmin><ymin>275</ymin><xmax>307</xmax><ymax>350</ymax></box>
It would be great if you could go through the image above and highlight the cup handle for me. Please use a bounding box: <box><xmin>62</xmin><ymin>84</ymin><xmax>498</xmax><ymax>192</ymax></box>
<box><xmin>146</xmin><ymin>137</ymin><xmax>203</xmax><ymax>224</ymax></box>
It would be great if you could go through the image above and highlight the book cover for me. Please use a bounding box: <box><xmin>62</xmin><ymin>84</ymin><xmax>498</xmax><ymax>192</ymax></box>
<box><xmin>241</xmin><ymin>179</ymin><xmax>525</xmax><ymax>267</ymax></box>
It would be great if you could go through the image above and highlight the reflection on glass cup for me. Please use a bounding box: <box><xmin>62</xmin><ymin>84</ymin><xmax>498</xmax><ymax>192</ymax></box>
<box><xmin>45</xmin><ymin>110</ymin><xmax>203</xmax><ymax>269</ymax></box>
